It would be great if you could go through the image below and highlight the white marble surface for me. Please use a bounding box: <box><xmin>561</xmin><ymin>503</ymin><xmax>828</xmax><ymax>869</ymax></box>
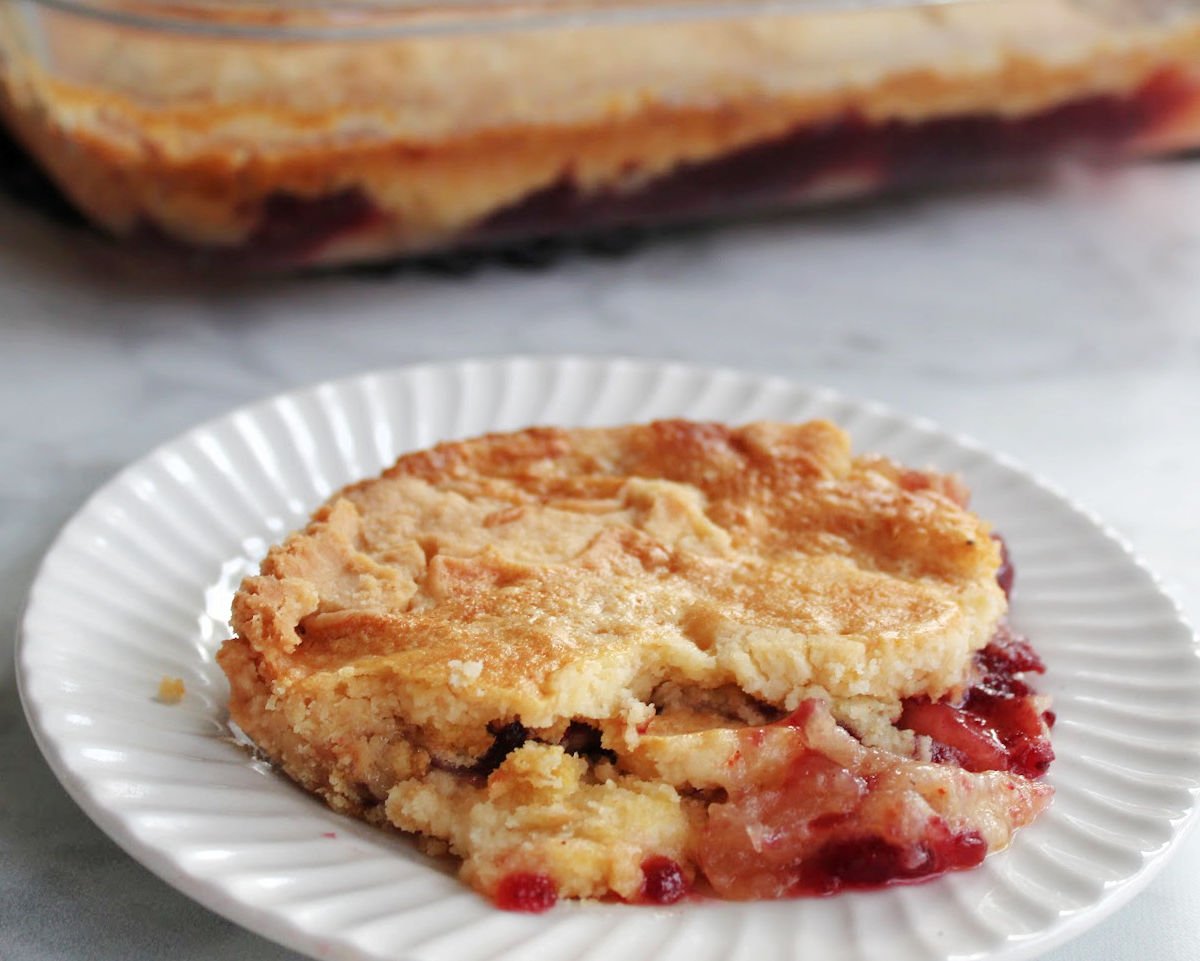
<box><xmin>2</xmin><ymin>161</ymin><xmax>1198</xmax><ymax>960</ymax></box>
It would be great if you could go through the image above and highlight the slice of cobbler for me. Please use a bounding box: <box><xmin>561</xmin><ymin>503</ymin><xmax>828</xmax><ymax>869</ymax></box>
<box><xmin>218</xmin><ymin>420</ymin><xmax>1052</xmax><ymax>908</ymax></box>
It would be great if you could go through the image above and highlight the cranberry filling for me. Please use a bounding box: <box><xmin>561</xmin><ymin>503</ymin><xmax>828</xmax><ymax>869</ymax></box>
<box><xmin>699</xmin><ymin>746</ymin><xmax>870</xmax><ymax>899</ymax></box>
<box><xmin>900</xmin><ymin>535</ymin><xmax>1053</xmax><ymax>779</ymax></box>
<box><xmin>804</xmin><ymin>825</ymin><xmax>987</xmax><ymax>894</ymax></box>
<box><xmin>899</xmin><ymin>699</ymin><xmax>1010</xmax><ymax>773</ymax></box>
<box><xmin>901</xmin><ymin>624</ymin><xmax>1054</xmax><ymax>779</ymax></box>
<box><xmin>697</xmin><ymin>728</ymin><xmax>1004</xmax><ymax>899</ymax></box>
<box><xmin>640</xmin><ymin>857</ymin><xmax>690</xmax><ymax>905</ymax></box>
<box><xmin>560</xmin><ymin>721</ymin><xmax>618</xmax><ymax>764</ymax></box>
<box><xmin>494</xmin><ymin>872</ymin><xmax>558</xmax><ymax>913</ymax></box>
<box><xmin>470</xmin><ymin>720</ymin><xmax>529</xmax><ymax>776</ymax></box>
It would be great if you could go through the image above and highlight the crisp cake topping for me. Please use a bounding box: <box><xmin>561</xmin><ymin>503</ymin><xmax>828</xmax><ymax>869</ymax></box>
<box><xmin>217</xmin><ymin>420</ymin><xmax>1052</xmax><ymax>906</ymax></box>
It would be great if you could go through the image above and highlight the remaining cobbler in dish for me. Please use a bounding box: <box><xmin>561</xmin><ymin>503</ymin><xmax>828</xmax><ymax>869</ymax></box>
<box><xmin>218</xmin><ymin>420</ymin><xmax>1053</xmax><ymax>908</ymax></box>
<box><xmin>3</xmin><ymin>0</ymin><xmax>1200</xmax><ymax>265</ymax></box>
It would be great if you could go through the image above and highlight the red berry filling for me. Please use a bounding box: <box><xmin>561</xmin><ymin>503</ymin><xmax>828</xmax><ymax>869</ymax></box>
<box><xmin>901</xmin><ymin>624</ymin><xmax>1054</xmax><ymax>779</ymax></box>
<box><xmin>899</xmin><ymin>699</ymin><xmax>1009</xmax><ymax>773</ymax></box>
<box><xmin>494</xmin><ymin>872</ymin><xmax>558</xmax><ymax>913</ymax></box>
<box><xmin>699</xmin><ymin>747</ymin><xmax>870</xmax><ymax>899</ymax></box>
<box><xmin>806</xmin><ymin>825</ymin><xmax>987</xmax><ymax>894</ymax></box>
<box><xmin>640</xmin><ymin>857</ymin><xmax>690</xmax><ymax>905</ymax></box>
<box><xmin>696</xmin><ymin>726</ymin><xmax>1002</xmax><ymax>899</ymax></box>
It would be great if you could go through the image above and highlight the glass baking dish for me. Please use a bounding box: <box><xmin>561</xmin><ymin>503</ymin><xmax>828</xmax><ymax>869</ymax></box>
<box><xmin>2</xmin><ymin>0</ymin><xmax>1200</xmax><ymax>269</ymax></box>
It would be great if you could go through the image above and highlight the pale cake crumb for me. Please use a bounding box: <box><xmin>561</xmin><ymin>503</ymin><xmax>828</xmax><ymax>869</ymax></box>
<box><xmin>447</xmin><ymin>659</ymin><xmax>484</xmax><ymax>689</ymax></box>
<box><xmin>157</xmin><ymin>676</ymin><xmax>185</xmax><ymax>704</ymax></box>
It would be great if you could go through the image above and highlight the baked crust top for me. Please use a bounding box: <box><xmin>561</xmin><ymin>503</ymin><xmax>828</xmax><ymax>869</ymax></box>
<box><xmin>229</xmin><ymin>420</ymin><xmax>1005</xmax><ymax>762</ymax></box>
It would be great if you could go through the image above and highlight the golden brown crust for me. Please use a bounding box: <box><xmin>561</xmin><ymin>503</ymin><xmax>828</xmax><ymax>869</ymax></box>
<box><xmin>225</xmin><ymin>420</ymin><xmax>1004</xmax><ymax>757</ymax></box>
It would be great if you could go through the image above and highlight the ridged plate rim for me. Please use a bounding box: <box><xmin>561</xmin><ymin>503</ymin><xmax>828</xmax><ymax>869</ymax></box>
<box><xmin>16</xmin><ymin>355</ymin><xmax>1200</xmax><ymax>961</ymax></box>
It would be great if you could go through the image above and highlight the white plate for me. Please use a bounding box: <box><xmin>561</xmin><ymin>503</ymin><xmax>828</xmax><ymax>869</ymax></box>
<box><xmin>18</xmin><ymin>356</ymin><xmax>1200</xmax><ymax>961</ymax></box>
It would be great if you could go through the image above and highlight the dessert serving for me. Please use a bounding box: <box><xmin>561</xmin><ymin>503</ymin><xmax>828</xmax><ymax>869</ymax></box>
<box><xmin>2</xmin><ymin>0</ymin><xmax>1200</xmax><ymax>267</ymax></box>
<box><xmin>218</xmin><ymin>419</ymin><xmax>1054</xmax><ymax>909</ymax></box>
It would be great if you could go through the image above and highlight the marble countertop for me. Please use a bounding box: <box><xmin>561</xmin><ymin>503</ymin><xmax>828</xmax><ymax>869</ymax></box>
<box><xmin>1</xmin><ymin>162</ymin><xmax>1198</xmax><ymax>961</ymax></box>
